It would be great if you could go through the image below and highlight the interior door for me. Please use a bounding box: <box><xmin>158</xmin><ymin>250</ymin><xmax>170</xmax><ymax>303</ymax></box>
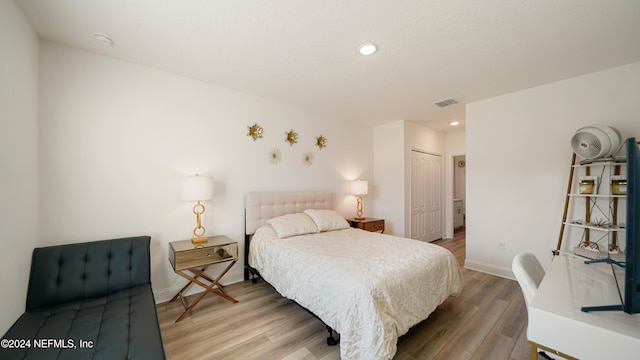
<box><xmin>411</xmin><ymin>150</ymin><xmax>443</xmax><ymax>242</ymax></box>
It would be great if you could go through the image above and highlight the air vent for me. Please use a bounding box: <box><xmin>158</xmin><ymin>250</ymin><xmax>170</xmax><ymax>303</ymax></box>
<box><xmin>435</xmin><ymin>98</ymin><xmax>458</xmax><ymax>107</ymax></box>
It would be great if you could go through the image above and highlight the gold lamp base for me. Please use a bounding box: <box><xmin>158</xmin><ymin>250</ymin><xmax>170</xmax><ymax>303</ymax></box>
<box><xmin>191</xmin><ymin>236</ymin><xmax>208</xmax><ymax>244</ymax></box>
<box><xmin>191</xmin><ymin>201</ymin><xmax>209</xmax><ymax>244</ymax></box>
<box><xmin>354</xmin><ymin>196</ymin><xmax>365</xmax><ymax>220</ymax></box>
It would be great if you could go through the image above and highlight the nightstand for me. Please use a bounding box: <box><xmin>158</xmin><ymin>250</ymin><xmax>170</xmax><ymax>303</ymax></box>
<box><xmin>348</xmin><ymin>217</ymin><xmax>385</xmax><ymax>233</ymax></box>
<box><xmin>169</xmin><ymin>235</ymin><xmax>238</xmax><ymax>322</ymax></box>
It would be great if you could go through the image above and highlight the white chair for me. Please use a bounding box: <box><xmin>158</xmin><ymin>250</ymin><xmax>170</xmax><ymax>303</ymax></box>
<box><xmin>513</xmin><ymin>253</ymin><xmax>569</xmax><ymax>360</ymax></box>
<box><xmin>512</xmin><ymin>252</ymin><xmax>545</xmax><ymax>307</ymax></box>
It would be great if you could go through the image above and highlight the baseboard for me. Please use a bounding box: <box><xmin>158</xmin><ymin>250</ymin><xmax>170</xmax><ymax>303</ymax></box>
<box><xmin>464</xmin><ymin>259</ymin><xmax>515</xmax><ymax>281</ymax></box>
<box><xmin>153</xmin><ymin>271</ymin><xmax>245</xmax><ymax>304</ymax></box>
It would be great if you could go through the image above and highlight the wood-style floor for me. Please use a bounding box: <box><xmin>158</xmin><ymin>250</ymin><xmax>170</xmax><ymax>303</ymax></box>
<box><xmin>157</xmin><ymin>231</ymin><xmax>535</xmax><ymax>360</ymax></box>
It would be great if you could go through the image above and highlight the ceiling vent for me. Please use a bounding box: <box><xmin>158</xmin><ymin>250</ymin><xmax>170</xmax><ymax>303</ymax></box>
<box><xmin>434</xmin><ymin>98</ymin><xmax>458</xmax><ymax>107</ymax></box>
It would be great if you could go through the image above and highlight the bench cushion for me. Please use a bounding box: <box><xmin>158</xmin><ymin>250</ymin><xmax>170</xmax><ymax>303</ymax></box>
<box><xmin>1</xmin><ymin>284</ymin><xmax>165</xmax><ymax>360</ymax></box>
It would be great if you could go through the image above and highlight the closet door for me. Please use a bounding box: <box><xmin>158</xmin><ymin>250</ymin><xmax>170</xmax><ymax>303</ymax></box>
<box><xmin>411</xmin><ymin>150</ymin><xmax>443</xmax><ymax>242</ymax></box>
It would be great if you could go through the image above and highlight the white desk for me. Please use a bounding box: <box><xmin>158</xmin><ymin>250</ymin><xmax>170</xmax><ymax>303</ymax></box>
<box><xmin>528</xmin><ymin>254</ymin><xmax>640</xmax><ymax>359</ymax></box>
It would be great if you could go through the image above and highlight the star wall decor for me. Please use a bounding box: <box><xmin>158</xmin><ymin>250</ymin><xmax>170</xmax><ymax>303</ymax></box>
<box><xmin>247</xmin><ymin>123</ymin><xmax>264</xmax><ymax>141</ymax></box>
<box><xmin>285</xmin><ymin>130</ymin><xmax>298</xmax><ymax>146</ymax></box>
<box><xmin>315</xmin><ymin>135</ymin><xmax>327</xmax><ymax>149</ymax></box>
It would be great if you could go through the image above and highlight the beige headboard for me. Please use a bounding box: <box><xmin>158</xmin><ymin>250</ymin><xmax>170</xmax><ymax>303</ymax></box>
<box><xmin>245</xmin><ymin>191</ymin><xmax>333</xmax><ymax>235</ymax></box>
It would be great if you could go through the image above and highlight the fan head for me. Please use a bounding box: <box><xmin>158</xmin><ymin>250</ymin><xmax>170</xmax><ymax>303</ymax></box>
<box><xmin>571</xmin><ymin>125</ymin><xmax>622</xmax><ymax>159</ymax></box>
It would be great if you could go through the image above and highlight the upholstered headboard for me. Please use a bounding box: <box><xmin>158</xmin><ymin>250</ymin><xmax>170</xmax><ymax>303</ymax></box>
<box><xmin>245</xmin><ymin>191</ymin><xmax>333</xmax><ymax>235</ymax></box>
<box><xmin>244</xmin><ymin>191</ymin><xmax>333</xmax><ymax>280</ymax></box>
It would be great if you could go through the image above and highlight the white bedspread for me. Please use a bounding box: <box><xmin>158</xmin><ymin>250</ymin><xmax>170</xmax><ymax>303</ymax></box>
<box><xmin>249</xmin><ymin>226</ymin><xmax>463</xmax><ymax>360</ymax></box>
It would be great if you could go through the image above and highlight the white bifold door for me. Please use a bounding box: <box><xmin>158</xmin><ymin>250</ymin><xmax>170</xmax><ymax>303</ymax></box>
<box><xmin>411</xmin><ymin>150</ymin><xmax>443</xmax><ymax>242</ymax></box>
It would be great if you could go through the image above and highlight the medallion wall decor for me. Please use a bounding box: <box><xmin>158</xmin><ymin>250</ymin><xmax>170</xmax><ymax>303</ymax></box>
<box><xmin>268</xmin><ymin>148</ymin><xmax>282</xmax><ymax>164</ymax></box>
<box><xmin>302</xmin><ymin>152</ymin><xmax>314</xmax><ymax>166</ymax></box>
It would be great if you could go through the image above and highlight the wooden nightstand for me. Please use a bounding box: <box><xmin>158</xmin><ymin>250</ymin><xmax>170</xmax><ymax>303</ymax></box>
<box><xmin>348</xmin><ymin>217</ymin><xmax>385</xmax><ymax>233</ymax></box>
<box><xmin>169</xmin><ymin>235</ymin><xmax>238</xmax><ymax>322</ymax></box>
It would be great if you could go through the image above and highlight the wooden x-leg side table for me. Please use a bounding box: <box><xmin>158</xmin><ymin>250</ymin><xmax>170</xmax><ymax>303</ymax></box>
<box><xmin>168</xmin><ymin>235</ymin><xmax>239</xmax><ymax>322</ymax></box>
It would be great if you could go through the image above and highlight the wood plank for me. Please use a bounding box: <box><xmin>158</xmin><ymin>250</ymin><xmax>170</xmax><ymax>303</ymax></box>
<box><xmin>470</xmin><ymin>287</ymin><xmax>527</xmax><ymax>360</ymax></box>
<box><xmin>432</xmin><ymin>297</ymin><xmax>510</xmax><ymax>359</ymax></box>
<box><xmin>510</xmin><ymin>324</ymin><xmax>534</xmax><ymax>360</ymax></box>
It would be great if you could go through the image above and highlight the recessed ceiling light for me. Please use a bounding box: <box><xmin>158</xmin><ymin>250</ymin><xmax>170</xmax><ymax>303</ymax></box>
<box><xmin>450</xmin><ymin>121</ymin><xmax>460</xmax><ymax>126</ymax></box>
<box><xmin>358</xmin><ymin>43</ymin><xmax>378</xmax><ymax>56</ymax></box>
<box><xmin>92</xmin><ymin>33</ymin><xmax>113</xmax><ymax>46</ymax></box>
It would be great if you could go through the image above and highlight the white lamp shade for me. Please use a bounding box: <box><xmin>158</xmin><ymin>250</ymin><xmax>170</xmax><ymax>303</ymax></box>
<box><xmin>350</xmin><ymin>180</ymin><xmax>369</xmax><ymax>195</ymax></box>
<box><xmin>181</xmin><ymin>175</ymin><xmax>214</xmax><ymax>201</ymax></box>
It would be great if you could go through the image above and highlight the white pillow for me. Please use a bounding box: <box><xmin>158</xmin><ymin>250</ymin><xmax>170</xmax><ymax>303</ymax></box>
<box><xmin>266</xmin><ymin>213</ymin><xmax>319</xmax><ymax>238</ymax></box>
<box><xmin>303</xmin><ymin>209</ymin><xmax>350</xmax><ymax>232</ymax></box>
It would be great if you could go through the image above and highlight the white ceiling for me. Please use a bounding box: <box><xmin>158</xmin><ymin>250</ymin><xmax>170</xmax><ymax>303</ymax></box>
<box><xmin>16</xmin><ymin>0</ymin><xmax>640</xmax><ymax>133</ymax></box>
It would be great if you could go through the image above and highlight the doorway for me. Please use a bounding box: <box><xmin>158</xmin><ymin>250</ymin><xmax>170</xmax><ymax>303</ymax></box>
<box><xmin>410</xmin><ymin>150</ymin><xmax>443</xmax><ymax>242</ymax></box>
<box><xmin>453</xmin><ymin>155</ymin><xmax>466</xmax><ymax>233</ymax></box>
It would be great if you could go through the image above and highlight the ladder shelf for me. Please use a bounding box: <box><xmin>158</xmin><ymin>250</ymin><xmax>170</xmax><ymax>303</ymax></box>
<box><xmin>556</xmin><ymin>153</ymin><xmax>628</xmax><ymax>261</ymax></box>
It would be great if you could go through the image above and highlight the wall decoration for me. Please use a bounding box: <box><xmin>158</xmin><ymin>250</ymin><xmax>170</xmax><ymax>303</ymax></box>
<box><xmin>247</xmin><ymin>123</ymin><xmax>264</xmax><ymax>141</ymax></box>
<box><xmin>315</xmin><ymin>135</ymin><xmax>327</xmax><ymax>149</ymax></box>
<box><xmin>302</xmin><ymin>152</ymin><xmax>314</xmax><ymax>166</ymax></box>
<box><xmin>285</xmin><ymin>130</ymin><xmax>298</xmax><ymax>146</ymax></box>
<box><xmin>268</xmin><ymin>148</ymin><xmax>282</xmax><ymax>164</ymax></box>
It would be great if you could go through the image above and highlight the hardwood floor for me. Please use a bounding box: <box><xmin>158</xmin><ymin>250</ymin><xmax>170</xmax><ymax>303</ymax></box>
<box><xmin>157</xmin><ymin>231</ymin><xmax>534</xmax><ymax>360</ymax></box>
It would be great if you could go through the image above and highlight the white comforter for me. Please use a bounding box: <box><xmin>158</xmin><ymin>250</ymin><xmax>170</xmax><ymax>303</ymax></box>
<box><xmin>249</xmin><ymin>226</ymin><xmax>463</xmax><ymax>360</ymax></box>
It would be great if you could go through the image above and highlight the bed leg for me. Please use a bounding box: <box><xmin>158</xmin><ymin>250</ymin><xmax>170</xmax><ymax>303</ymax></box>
<box><xmin>246</xmin><ymin>267</ymin><xmax>260</xmax><ymax>284</ymax></box>
<box><xmin>326</xmin><ymin>325</ymin><xmax>338</xmax><ymax>346</ymax></box>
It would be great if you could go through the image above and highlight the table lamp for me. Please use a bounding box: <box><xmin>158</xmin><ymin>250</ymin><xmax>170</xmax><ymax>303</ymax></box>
<box><xmin>350</xmin><ymin>180</ymin><xmax>368</xmax><ymax>220</ymax></box>
<box><xmin>182</xmin><ymin>174</ymin><xmax>214</xmax><ymax>244</ymax></box>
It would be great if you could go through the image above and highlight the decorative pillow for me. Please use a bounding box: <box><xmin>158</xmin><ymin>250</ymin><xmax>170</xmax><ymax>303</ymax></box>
<box><xmin>266</xmin><ymin>213</ymin><xmax>319</xmax><ymax>238</ymax></box>
<box><xmin>303</xmin><ymin>209</ymin><xmax>350</xmax><ymax>232</ymax></box>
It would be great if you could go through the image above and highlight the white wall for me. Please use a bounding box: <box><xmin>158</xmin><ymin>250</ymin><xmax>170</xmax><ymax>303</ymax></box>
<box><xmin>0</xmin><ymin>0</ymin><xmax>40</xmax><ymax>334</ymax></box>
<box><xmin>466</xmin><ymin>61</ymin><xmax>640</xmax><ymax>278</ymax></box>
<box><xmin>445</xmin><ymin>132</ymin><xmax>466</xmax><ymax>238</ymax></box>
<box><xmin>38</xmin><ymin>42</ymin><xmax>373</xmax><ymax>302</ymax></box>
<box><xmin>373</xmin><ymin>121</ymin><xmax>404</xmax><ymax>235</ymax></box>
<box><xmin>373</xmin><ymin>120</ymin><xmax>446</xmax><ymax>237</ymax></box>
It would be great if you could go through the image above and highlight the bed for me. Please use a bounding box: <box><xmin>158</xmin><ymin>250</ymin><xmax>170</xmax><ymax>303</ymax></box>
<box><xmin>244</xmin><ymin>191</ymin><xmax>463</xmax><ymax>360</ymax></box>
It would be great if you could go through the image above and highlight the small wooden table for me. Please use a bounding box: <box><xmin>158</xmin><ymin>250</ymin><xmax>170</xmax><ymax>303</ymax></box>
<box><xmin>348</xmin><ymin>217</ymin><xmax>385</xmax><ymax>233</ymax></box>
<box><xmin>168</xmin><ymin>235</ymin><xmax>238</xmax><ymax>322</ymax></box>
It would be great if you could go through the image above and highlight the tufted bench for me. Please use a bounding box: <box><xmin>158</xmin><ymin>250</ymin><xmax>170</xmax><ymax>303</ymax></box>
<box><xmin>0</xmin><ymin>236</ymin><xmax>166</xmax><ymax>360</ymax></box>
